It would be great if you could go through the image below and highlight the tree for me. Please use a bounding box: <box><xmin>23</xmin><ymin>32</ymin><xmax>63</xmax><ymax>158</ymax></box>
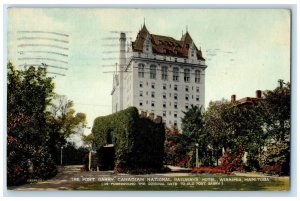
<box><xmin>164</xmin><ymin>126</ymin><xmax>190</xmax><ymax>167</ymax></box>
<box><xmin>258</xmin><ymin>82</ymin><xmax>290</xmax><ymax>175</ymax></box>
<box><xmin>47</xmin><ymin>95</ymin><xmax>87</xmax><ymax>164</ymax></box>
<box><xmin>7</xmin><ymin>63</ymin><xmax>57</xmax><ymax>185</ymax></box>
<box><xmin>181</xmin><ymin>105</ymin><xmax>208</xmax><ymax>166</ymax></box>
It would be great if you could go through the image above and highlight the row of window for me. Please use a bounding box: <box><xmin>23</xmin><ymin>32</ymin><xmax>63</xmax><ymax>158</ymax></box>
<box><xmin>138</xmin><ymin>64</ymin><xmax>201</xmax><ymax>83</ymax></box>
<box><xmin>139</xmin><ymin>82</ymin><xmax>201</xmax><ymax>92</ymax></box>
<box><xmin>139</xmin><ymin>100</ymin><xmax>198</xmax><ymax>110</ymax></box>
<box><xmin>161</xmin><ymin>120</ymin><xmax>178</xmax><ymax>126</ymax></box>
<box><xmin>139</xmin><ymin>91</ymin><xmax>200</xmax><ymax>101</ymax></box>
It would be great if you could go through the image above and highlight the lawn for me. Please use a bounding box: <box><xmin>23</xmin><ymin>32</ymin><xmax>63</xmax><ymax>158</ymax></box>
<box><xmin>70</xmin><ymin>174</ymin><xmax>289</xmax><ymax>191</ymax></box>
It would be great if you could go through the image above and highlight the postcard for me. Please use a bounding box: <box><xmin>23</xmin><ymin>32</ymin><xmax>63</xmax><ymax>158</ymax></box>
<box><xmin>6</xmin><ymin>7</ymin><xmax>291</xmax><ymax>191</ymax></box>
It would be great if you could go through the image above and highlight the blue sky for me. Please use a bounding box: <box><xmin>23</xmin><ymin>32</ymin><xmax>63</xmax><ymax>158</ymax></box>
<box><xmin>8</xmin><ymin>8</ymin><xmax>291</xmax><ymax>134</ymax></box>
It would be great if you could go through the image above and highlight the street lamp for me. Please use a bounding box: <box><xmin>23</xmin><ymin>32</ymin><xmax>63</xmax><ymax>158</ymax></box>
<box><xmin>195</xmin><ymin>143</ymin><xmax>199</xmax><ymax>168</ymax></box>
<box><xmin>61</xmin><ymin>146</ymin><xmax>63</xmax><ymax>166</ymax></box>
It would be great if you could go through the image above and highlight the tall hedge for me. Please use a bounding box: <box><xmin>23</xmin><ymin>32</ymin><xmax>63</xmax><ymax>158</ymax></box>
<box><xmin>92</xmin><ymin>107</ymin><xmax>165</xmax><ymax>172</ymax></box>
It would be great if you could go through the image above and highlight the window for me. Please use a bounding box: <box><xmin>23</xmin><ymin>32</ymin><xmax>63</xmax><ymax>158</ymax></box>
<box><xmin>185</xmin><ymin>103</ymin><xmax>189</xmax><ymax>109</ymax></box>
<box><xmin>185</xmin><ymin>94</ymin><xmax>189</xmax><ymax>101</ymax></box>
<box><xmin>174</xmin><ymin>84</ymin><xmax>178</xmax><ymax>91</ymax></box>
<box><xmin>150</xmin><ymin>65</ymin><xmax>156</xmax><ymax>79</ymax></box>
<box><xmin>175</xmin><ymin>58</ymin><xmax>177</xmax><ymax>62</ymax></box>
<box><xmin>151</xmin><ymin>101</ymin><xmax>155</xmax><ymax>107</ymax></box>
<box><xmin>196</xmin><ymin>95</ymin><xmax>199</xmax><ymax>101</ymax></box>
<box><xmin>151</xmin><ymin>91</ymin><xmax>155</xmax><ymax>98</ymax></box>
<box><xmin>195</xmin><ymin>70</ymin><xmax>201</xmax><ymax>83</ymax></box>
<box><xmin>139</xmin><ymin>82</ymin><xmax>143</xmax><ymax>88</ymax></box>
<box><xmin>174</xmin><ymin>112</ymin><xmax>178</xmax><ymax>118</ymax></box>
<box><xmin>174</xmin><ymin>102</ymin><xmax>178</xmax><ymax>109</ymax></box>
<box><xmin>162</xmin><ymin>66</ymin><xmax>168</xmax><ymax>80</ymax></box>
<box><xmin>173</xmin><ymin>68</ymin><xmax>179</xmax><ymax>81</ymax></box>
<box><xmin>139</xmin><ymin>101</ymin><xmax>143</xmax><ymax>106</ymax></box>
<box><xmin>196</xmin><ymin>87</ymin><xmax>200</xmax><ymax>92</ymax></box>
<box><xmin>163</xmin><ymin>92</ymin><xmax>166</xmax><ymax>99</ymax></box>
<box><xmin>139</xmin><ymin>91</ymin><xmax>143</xmax><ymax>97</ymax></box>
<box><xmin>138</xmin><ymin>63</ymin><xmax>145</xmax><ymax>78</ymax></box>
<box><xmin>163</xmin><ymin>84</ymin><xmax>166</xmax><ymax>90</ymax></box>
<box><xmin>185</xmin><ymin>86</ymin><xmax>189</xmax><ymax>92</ymax></box>
<box><xmin>174</xmin><ymin>93</ymin><xmax>178</xmax><ymax>100</ymax></box>
<box><xmin>174</xmin><ymin>121</ymin><xmax>177</xmax><ymax>127</ymax></box>
<box><xmin>151</xmin><ymin>83</ymin><xmax>155</xmax><ymax>89</ymax></box>
<box><xmin>184</xmin><ymin>69</ymin><xmax>190</xmax><ymax>82</ymax></box>
<box><xmin>163</xmin><ymin>111</ymin><xmax>166</xmax><ymax>117</ymax></box>
<box><xmin>163</xmin><ymin>102</ymin><xmax>166</xmax><ymax>108</ymax></box>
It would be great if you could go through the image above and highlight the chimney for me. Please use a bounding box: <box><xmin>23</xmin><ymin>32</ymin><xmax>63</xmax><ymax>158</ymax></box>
<box><xmin>256</xmin><ymin>90</ymin><xmax>262</xmax><ymax>99</ymax></box>
<box><xmin>231</xmin><ymin>94</ymin><xmax>236</xmax><ymax>103</ymax></box>
<box><xmin>119</xmin><ymin>32</ymin><xmax>126</xmax><ymax>70</ymax></box>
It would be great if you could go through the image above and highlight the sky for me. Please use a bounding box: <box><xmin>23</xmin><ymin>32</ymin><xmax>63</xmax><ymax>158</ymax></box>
<box><xmin>7</xmin><ymin>8</ymin><xmax>291</xmax><ymax>134</ymax></box>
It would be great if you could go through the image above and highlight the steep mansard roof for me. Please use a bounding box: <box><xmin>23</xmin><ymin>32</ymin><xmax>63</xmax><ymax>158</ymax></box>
<box><xmin>132</xmin><ymin>25</ymin><xmax>205</xmax><ymax>61</ymax></box>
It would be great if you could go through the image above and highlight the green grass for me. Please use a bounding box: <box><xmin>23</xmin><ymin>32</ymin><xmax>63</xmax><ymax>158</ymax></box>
<box><xmin>70</xmin><ymin>174</ymin><xmax>289</xmax><ymax>191</ymax></box>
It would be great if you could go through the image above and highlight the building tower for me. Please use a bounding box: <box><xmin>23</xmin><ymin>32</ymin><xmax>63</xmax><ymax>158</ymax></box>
<box><xmin>111</xmin><ymin>24</ymin><xmax>207</xmax><ymax>129</ymax></box>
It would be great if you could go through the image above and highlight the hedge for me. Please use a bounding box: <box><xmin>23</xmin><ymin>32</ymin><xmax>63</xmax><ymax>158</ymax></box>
<box><xmin>92</xmin><ymin>107</ymin><xmax>165</xmax><ymax>173</ymax></box>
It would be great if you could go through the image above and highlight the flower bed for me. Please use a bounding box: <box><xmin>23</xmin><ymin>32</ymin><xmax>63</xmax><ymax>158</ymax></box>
<box><xmin>191</xmin><ymin>167</ymin><xmax>233</xmax><ymax>175</ymax></box>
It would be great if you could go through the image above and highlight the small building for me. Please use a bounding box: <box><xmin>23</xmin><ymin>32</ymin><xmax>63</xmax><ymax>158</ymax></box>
<box><xmin>92</xmin><ymin>107</ymin><xmax>165</xmax><ymax>172</ymax></box>
<box><xmin>231</xmin><ymin>90</ymin><xmax>262</xmax><ymax>107</ymax></box>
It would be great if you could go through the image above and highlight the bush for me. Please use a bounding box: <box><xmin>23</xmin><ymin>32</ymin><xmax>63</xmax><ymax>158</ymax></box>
<box><xmin>219</xmin><ymin>148</ymin><xmax>245</xmax><ymax>172</ymax></box>
<box><xmin>261</xmin><ymin>163</ymin><xmax>283</xmax><ymax>175</ymax></box>
<box><xmin>191</xmin><ymin>167</ymin><xmax>232</xmax><ymax>175</ymax></box>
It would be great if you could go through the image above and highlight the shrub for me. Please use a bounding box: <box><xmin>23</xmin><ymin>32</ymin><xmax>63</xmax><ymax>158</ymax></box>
<box><xmin>191</xmin><ymin>167</ymin><xmax>232</xmax><ymax>175</ymax></box>
<box><xmin>261</xmin><ymin>163</ymin><xmax>283</xmax><ymax>175</ymax></box>
<box><xmin>219</xmin><ymin>148</ymin><xmax>245</xmax><ymax>172</ymax></box>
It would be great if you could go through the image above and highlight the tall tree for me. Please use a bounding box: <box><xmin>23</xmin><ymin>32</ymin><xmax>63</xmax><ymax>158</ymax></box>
<box><xmin>181</xmin><ymin>105</ymin><xmax>208</xmax><ymax>166</ymax></box>
<box><xmin>47</xmin><ymin>95</ymin><xmax>87</xmax><ymax>164</ymax></box>
<box><xmin>7</xmin><ymin>63</ymin><xmax>57</xmax><ymax>185</ymax></box>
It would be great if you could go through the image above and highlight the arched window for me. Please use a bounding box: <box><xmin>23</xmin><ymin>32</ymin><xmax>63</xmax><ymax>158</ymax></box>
<box><xmin>150</xmin><ymin>65</ymin><xmax>156</xmax><ymax>79</ymax></box>
<box><xmin>162</xmin><ymin>66</ymin><xmax>168</xmax><ymax>80</ymax></box>
<box><xmin>138</xmin><ymin>63</ymin><xmax>145</xmax><ymax>78</ymax></box>
<box><xmin>184</xmin><ymin>69</ymin><xmax>190</xmax><ymax>82</ymax></box>
<box><xmin>195</xmin><ymin>70</ymin><xmax>200</xmax><ymax>83</ymax></box>
<box><xmin>173</xmin><ymin>67</ymin><xmax>179</xmax><ymax>81</ymax></box>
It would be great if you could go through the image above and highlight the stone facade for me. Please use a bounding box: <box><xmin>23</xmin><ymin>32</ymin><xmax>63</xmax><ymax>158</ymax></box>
<box><xmin>111</xmin><ymin>25</ymin><xmax>207</xmax><ymax>129</ymax></box>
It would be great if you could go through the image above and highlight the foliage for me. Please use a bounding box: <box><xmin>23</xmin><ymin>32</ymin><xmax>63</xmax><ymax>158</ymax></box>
<box><xmin>164</xmin><ymin>126</ymin><xmax>190</xmax><ymax>167</ymax></box>
<box><xmin>219</xmin><ymin>148</ymin><xmax>245</xmax><ymax>172</ymax></box>
<box><xmin>191</xmin><ymin>167</ymin><xmax>232</xmax><ymax>175</ymax></box>
<box><xmin>47</xmin><ymin>95</ymin><xmax>87</xmax><ymax>164</ymax></box>
<box><xmin>261</xmin><ymin>163</ymin><xmax>283</xmax><ymax>175</ymax></box>
<box><xmin>7</xmin><ymin>63</ymin><xmax>57</xmax><ymax>185</ymax></box>
<box><xmin>179</xmin><ymin>81</ymin><xmax>290</xmax><ymax>175</ymax></box>
<box><xmin>61</xmin><ymin>142</ymin><xmax>89</xmax><ymax>165</ymax></box>
<box><xmin>92</xmin><ymin>107</ymin><xmax>165</xmax><ymax>172</ymax></box>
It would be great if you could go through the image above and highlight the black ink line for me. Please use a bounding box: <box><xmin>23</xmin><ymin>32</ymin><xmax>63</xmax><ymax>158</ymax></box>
<box><xmin>18</xmin><ymin>31</ymin><xmax>69</xmax><ymax>37</ymax></box>
<box><xmin>18</xmin><ymin>37</ymin><xmax>69</xmax><ymax>44</ymax></box>
<box><xmin>18</xmin><ymin>44</ymin><xmax>69</xmax><ymax>50</ymax></box>
<box><xmin>19</xmin><ymin>51</ymin><xmax>68</xmax><ymax>57</ymax></box>
<box><xmin>18</xmin><ymin>57</ymin><xmax>68</xmax><ymax>64</ymax></box>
